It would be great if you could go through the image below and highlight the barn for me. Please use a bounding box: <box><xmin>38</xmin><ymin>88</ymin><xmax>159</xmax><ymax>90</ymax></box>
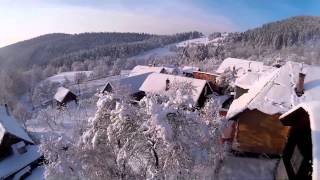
<box><xmin>226</xmin><ymin>61</ymin><xmax>320</xmax><ymax>155</ymax></box>
<box><xmin>54</xmin><ymin>87</ymin><xmax>78</xmax><ymax>106</ymax></box>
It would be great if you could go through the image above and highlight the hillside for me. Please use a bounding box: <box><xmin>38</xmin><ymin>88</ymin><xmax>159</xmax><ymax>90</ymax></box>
<box><xmin>0</xmin><ymin>32</ymin><xmax>201</xmax><ymax>69</ymax></box>
<box><xmin>232</xmin><ymin>16</ymin><xmax>320</xmax><ymax>49</ymax></box>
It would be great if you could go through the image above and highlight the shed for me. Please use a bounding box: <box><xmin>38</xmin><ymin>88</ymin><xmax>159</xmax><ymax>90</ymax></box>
<box><xmin>139</xmin><ymin>73</ymin><xmax>213</xmax><ymax>107</ymax></box>
<box><xmin>0</xmin><ymin>106</ymin><xmax>34</xmax><ymax>158</ymax></box>
<box><xmin>129</xmin><ymin>65</ymin><xmax>165</xmax><ymax>77</ymax></box>
<box><xmin>54</xmin><ymin>87</ymin><xmax>77</xmax><ymax>106</ymax></box>
<box><xmin>277</xmin><ymin>102</ymin><xmax>320</xmax><ymax>180</ymax></box>
<box><xmin>226</xmin><ymin>61</ymin><xmax>320</xmax><ymax>155</ymax></box>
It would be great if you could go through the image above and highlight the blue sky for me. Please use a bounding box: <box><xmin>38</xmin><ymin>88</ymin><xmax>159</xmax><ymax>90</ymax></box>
<box><xmin>0</xmin><ymin>0</ymin><xmax>320</xmax><ymax>47</ymax></box>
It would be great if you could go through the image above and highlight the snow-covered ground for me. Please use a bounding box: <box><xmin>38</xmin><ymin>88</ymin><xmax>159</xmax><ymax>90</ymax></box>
<box><xmin>47</xmin><ymin>71</ymin><xmax>93</xmax><ymax>84</ymax></box>
<box><xmin>26</xmin><ymin>98</ymin><xmax>97</xmax><ymax>140</ymax></box>
<box><xmin>218</xmin><ymin>156</ymin><xmax>278</xmax><ymax>180</ymax></box>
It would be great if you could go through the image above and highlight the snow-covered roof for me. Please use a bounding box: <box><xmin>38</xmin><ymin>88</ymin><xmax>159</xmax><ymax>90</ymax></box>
<box><xmin>217</xmin><ymin>58</ymin><xmax>264</xmax><ymax>75</ymax></box>
<box><xmin>235</xmin><ymin>72</ymin><xmax>263</xmax><ymax>89</ymax></box>
<box><xmin>227</xmin><ymin>61</ymin><xmax>320</xmax><ymax>119</ymax></box>
<box><xmin>54</xmin><ymin>87</ymin><xmax>73</xmax><ymax>103</ymax></box>
<box><xmin>0</xmin><ymin>106</ymin><xmax>33</xmax><ymax>144</ymax></box>
<box><xmin>129</xmin><ymin>65</ymin><xmax>164</xmax><ymax>77</ymax></box>
<box><xmin>139</xmin><ymin>73</ymin><xmax>208</xmax><ymax>104</ymax></box>
<box><xmin>106</xmin><ymin>73</ymin><xmax>151</xmax><ymax>94</ymax></box>
<box><xmin>0</xmin><ymin>145</ymin><xmax>42</xmax><ymax>179</ymax></box>
<box><xmin>279</xmin><ymin>101</ymin><xmax>320</xmax><ymax>180</ymax></box>
<box><xmin>182</xmin><ymin>66</ymin><xmax>200</xmax><ymax>74</ymax></box>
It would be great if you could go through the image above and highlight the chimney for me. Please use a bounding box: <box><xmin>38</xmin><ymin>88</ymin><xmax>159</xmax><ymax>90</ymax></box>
<box><xmin>165</xmin><ymin>79</ymin><xmax>170</xmax><ymax>91</ymax></box>
<box><xmin>4</xmin><ymin>104</ymin><xmax>10</xmax><ymax>116</ymax></box>
<box><xmin>295</xmin><ymin>73</ymin><xmax>306</xmax><ymax>97</ymax></box>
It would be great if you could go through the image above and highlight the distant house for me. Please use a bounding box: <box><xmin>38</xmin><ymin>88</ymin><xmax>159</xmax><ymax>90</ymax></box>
<box><xmin>139</xmin><ymin>73</ymin><xmax>213</xmax><ymax>107</ymax></box>
<box><xmin>54</xmin><ymin>87</ymin><xmax>77</xmax><ymax>106</ymax></box>
<box><xmin>277</xmin><ymin>102</ymin><xmax>319</xmax><ymax>180</ymax></box>
<box><xmin>216</xmin><ymin>58</ymin><xmax>264</xmax><ymax>76</ymax></box>
<box><xmin>129</xmin><ymin>65</ymin><xmax>165</xmax><ymax>77</ymax></box>
<box><xmin>226</xmin><ymin>61</ymin><xmax>320</xmax><ymax>155</ymax></box>
<box><xmin>182</xmin><ymin>66</ymin><xmax>200</xmax><ymax>77</ymax></box>
<box><xmin>0</xmin><ymin>105</ymin><xmax>42</xmax><ymax>179</ymax></box>
<box><xmin>101</xmin><ymin>73</ymin><xmax>151</xmax><ymax>100</ymax></box>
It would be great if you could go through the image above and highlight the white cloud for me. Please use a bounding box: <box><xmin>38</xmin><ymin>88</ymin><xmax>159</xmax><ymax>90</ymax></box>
<box><xmin>0</xmin><ymin>1</ymin><xmax>236</xmax><ymax>47</ymax></box>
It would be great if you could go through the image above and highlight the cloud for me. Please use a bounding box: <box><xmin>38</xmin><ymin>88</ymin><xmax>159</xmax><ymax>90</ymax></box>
<box><xmin>0</xmin><ymin>1</ymin><xmax>236</xmax><ymax>47</ymax></box>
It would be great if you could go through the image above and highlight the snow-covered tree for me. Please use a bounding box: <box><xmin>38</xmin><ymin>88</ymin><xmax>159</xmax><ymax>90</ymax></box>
<box><xmin>40</xmin><ymin>82</ymin><xmax>226</xmax><ymax>179</ymax></box>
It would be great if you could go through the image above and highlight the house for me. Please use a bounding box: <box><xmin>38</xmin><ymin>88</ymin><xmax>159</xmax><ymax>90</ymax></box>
<box><xmin>0</xmin><ymin>105</ymin><xmax>42</xmax><ymax>179</ymax></box>
<box><xmin>139</xmin><ymin>73</ymin><xmax>213</xmax><ymax>107</ymax></box>
<box><xmin>0</xmin><ymin>105</ymin><xmax>34</xmax><ymax>158</ymax></box>
<box><xmin>54</xmin><ymin>87</ymin><xmax>78</xmax><ymax>106</ymax></box>
<box><xmin>216</xmin><ymin>58</ymin><xmax>264</xmax><ymax>76</ymax></box>
<box><xmin>101</xmin><ymin>73</ymin><xmax>151</xmax><ymax>100</ymax></box>
<box><xmin>225</xmin><ymin>61</ymin><xmax>320</xmax><ymax>155</ymax></box>
<box><xmin>276</xmin><ymin>102</ymin><xmax>320</xmax><ymax>180</ymax></box>
<box><xmin>182</xmin><ymin>66</ymin><xmax>200</xmax><ymax>77</ymax></box>
<box><xmin>129</xmin><ymin>65</ymin><xmax>165</xmax><ymax>77</ymax></box>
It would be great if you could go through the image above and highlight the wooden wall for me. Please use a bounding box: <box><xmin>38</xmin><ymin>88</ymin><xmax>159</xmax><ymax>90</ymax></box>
<box><xmin>233</xmin><ymin>109</ymin><xmax>290</xmax><ymax>155</ymax></box>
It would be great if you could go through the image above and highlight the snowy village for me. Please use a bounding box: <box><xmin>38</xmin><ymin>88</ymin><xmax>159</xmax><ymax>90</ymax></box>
<box><xmin>1</xmin><ymin>55</ymin><xmax>319</xmax><ymax>179</ymax></box>
<box><xmin>2</xmin><ymin>1</ymin><xmax>320</xmax><ymax>180</ymax></box>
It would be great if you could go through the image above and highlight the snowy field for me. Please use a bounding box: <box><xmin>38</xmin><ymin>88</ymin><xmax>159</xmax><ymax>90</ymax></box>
<box><xmin>47</xmin><ymin>71</ymin><xmax>93</xmax><ymax>84</ymax></box>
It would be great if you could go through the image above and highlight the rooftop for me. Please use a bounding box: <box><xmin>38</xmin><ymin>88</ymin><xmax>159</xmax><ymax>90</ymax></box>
<box><xmin>129</xmin><ymin>65</ymin><xmax>164</xmax><ymax>77</ymax></box>
<box><xmin>0</xmin><ymin>145</ymin><xmax>41</xmax><ymax>179</ymax></box>
<box><xmin>54</xmin><ymin>87</ymin><xmax>73</xmax><ymax>103</ymax></box>
<box><xmin>0</xmin><ymin>106</ymin><xmax>33</xmax><ymax>144</ymax></box>
<box><xmin>227</xmin><ymin>61</ymin><xmax>320</xmax><ymax>119</ymax></box>
<box><xmin>139</xmin><ymin>73</ymin><xmax>208</xmax><ymax>105</ymax></box>
<box><xmin>216</xmin><ymin>58</ymin><xmax>264</xmax><ymax>75</ymax></box>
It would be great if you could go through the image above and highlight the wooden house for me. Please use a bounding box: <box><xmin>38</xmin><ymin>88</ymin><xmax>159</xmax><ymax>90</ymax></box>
<box><xmin>276</xmin><ymin>102</ymin><xmax>320</xmax><ymax>180</ymax></box>
<box><xmin>139</xmin><ymin>73</ymin><xmax>213</xmax><ymax>107</ymax></box>
<box><xmin>225</xmin><ymin>61</ymin><xmax>320</xmax><ymax>155</ymax></box>
<box><xmin>101</xmin><ymin>73</ymin><xmax>151</xmax><ymax>100</ymax></box>
<box><xmin>54</xmin><ymin>87</ymin><xmax>78</xmax><ymax>106</ymax></box>
<box><xmin>0</xmin><ymin>105</ymin><xmax>34</xmax><ymax>159</ymax></box>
